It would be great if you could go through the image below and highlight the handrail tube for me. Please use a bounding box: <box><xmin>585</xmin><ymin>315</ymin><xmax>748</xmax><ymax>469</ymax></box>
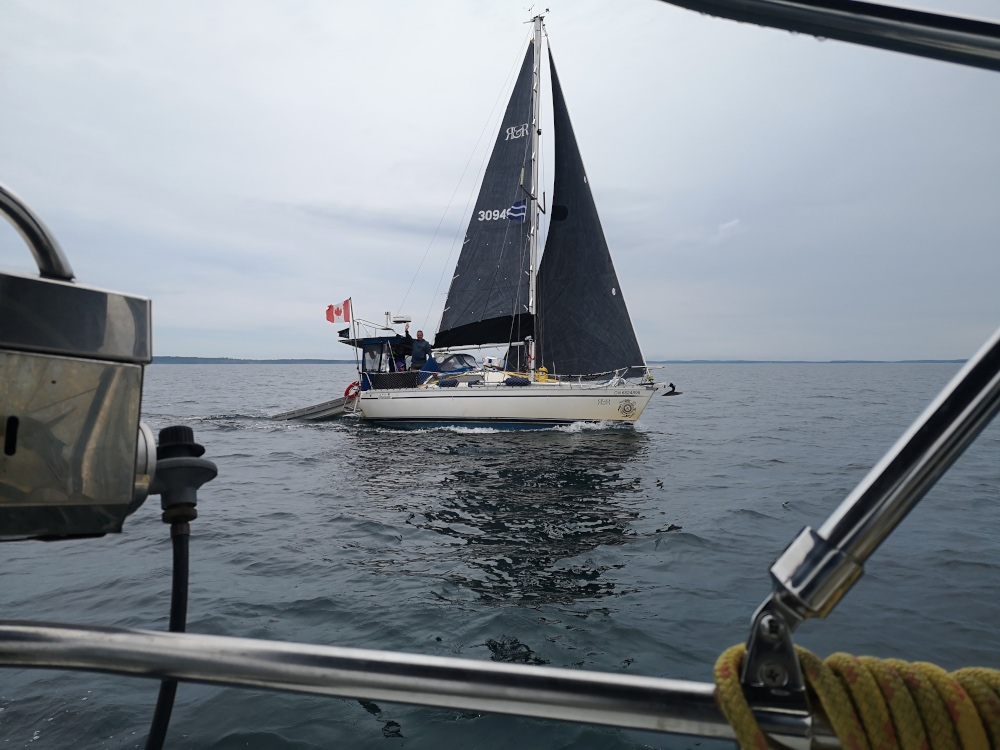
<box><xmin>0</xmin><ymin>183</ymin><xmax>74</xmax><ymax>281</ymax></box>
<box><xmin>768</xmin><ymin>325</ymin><xmax>1000</xmax><ymax>620</ymax></box>
<box><xmin>0</xmin><ymin>621</ymin><xmax>733</xmax><ymax>739</ymax></box>
<box><xmin>818</xmin><ymin>325</ymin><xmax>1000</xmax><ymax>562</ymax></box>
<box><xmin>657</xmin><ymin>0</ymin><xmax>1000</xmax><ymax>73</ymax></box>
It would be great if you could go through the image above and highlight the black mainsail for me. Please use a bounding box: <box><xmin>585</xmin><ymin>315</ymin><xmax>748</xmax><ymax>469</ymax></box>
<box><xmin>435</xmin><ymin>44</ymin><xmax>536</xmax><ymax>349</ymax></box>
<box><xmin>535</xmin><ymin>51</ymin><xmax>645</xmax><ymax>376</ymax></box>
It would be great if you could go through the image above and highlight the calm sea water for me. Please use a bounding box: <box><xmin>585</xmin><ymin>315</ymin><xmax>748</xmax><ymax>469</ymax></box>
<box><xmin>2</xmin><ymin>363</ymin><xmax>999</xmax><ymax>749</ymax></box>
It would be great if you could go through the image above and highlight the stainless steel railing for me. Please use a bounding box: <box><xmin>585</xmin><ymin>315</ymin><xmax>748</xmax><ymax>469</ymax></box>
<box><xmin>0</xmin><ymin>182</ymin><xmax>74</xmax><ymax>280</ymax></box>
<box><xmin>657</xmin><ymin>0</ymin><xmax>1000</xmax><ymax>73</ymax></box>
<box><xmin>0</xmin><ymin>622</ymin><xmax>733</xmax><ymax>740</ymax></box>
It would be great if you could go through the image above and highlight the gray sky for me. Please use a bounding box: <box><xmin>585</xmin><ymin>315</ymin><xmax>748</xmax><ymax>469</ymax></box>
<box><xmin>2</xmin><ymin>0</ymin><xmax>999</xmax><ymax>361</ymax></box>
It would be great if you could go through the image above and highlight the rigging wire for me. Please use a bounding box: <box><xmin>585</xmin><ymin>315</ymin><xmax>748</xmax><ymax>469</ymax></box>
<box><xmin>425</xmin><ymin>32</ymin><xmax>533</xmax><ymax>337</ymax></box>
<box><xmin>396</xmin><ymin>30</ymin><xmax>531</xmax><ymax>329</ymax></box>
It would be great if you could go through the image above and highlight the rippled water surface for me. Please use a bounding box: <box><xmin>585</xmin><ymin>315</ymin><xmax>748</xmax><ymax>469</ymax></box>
<box><xmin>3</xmin><ymin>363</ymin><xmax>999</xmax><ymax>748</ymax></box>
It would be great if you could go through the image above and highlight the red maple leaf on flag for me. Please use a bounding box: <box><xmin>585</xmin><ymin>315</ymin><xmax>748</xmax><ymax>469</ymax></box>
<box><xmin>326</xmin><ymin>299</ymin><xmax>351</xmax><ymax>324</ymax></box>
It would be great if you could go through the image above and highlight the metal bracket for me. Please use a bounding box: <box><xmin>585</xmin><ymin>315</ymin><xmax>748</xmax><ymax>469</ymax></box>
<box><xmin>741</xmin><ymin>595</ymin><xmax>812</xmax><ymax>749</ymax></box>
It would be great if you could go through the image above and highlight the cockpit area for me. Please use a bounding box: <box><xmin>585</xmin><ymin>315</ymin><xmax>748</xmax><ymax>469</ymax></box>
<box><xmin>347</xmin><ymin>335</ymin><xmax>478</xmax><ymax>390</ymax></box>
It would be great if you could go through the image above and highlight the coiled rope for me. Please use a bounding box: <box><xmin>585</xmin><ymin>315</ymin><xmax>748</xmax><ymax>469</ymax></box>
<box><xmin>715</xmin><ymin>644</ymin><xmax>1000</xmax><ymax>749</ymax></box>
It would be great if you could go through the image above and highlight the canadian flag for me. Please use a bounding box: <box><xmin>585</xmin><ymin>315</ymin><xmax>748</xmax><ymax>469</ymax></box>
<box><xmin>326</xmin><ymin>299</ymin><xmax>351</xmax><ymax>323</ymax></box>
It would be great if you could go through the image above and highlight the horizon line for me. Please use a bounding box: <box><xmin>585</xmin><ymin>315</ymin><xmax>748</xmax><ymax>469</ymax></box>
<box><xmin>151</xmin><ymin>356</ymin><xmax>967</xmax><ymax>365</ymax></box>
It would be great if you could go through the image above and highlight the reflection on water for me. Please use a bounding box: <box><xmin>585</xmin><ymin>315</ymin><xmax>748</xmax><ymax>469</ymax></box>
<box><xmin>347</xmin><ymin>426</ymin><xmax>649</xmax><ymax>605</ymax></box>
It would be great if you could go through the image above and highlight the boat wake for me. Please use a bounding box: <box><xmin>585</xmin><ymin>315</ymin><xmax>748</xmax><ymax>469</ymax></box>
<box><xmin>378</xmin><ymin>420</ymin><xmax>634</xmax><ymax>435</ymax></box>
<box><xmin>552</xmin><ymin>420</ymin><xmax>633</xmax><ymax>433</ymax></box>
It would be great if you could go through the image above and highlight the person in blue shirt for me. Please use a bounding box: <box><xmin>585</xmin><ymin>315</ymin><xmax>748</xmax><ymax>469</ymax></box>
<box><xmin>405</xmin><ymin>324</ymin><xmax>433</xmax><ymax>371</ymax></box>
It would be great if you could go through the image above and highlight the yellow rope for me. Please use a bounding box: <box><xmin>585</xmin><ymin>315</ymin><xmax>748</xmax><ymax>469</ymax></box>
<box><xmin>885</xmin><ymin>657</ymin><xmax>958</xmax><ymax>750</ymax></box>
<box><xmin>859</xmin><ymin>657</ymin><xmax>928</xmax><ymax>750</ymax></box>
<box><xmin>954</xmin><ymin>668</ymin><xmax>1000</xmax><ymax>747</ymax></box>
<box><xmin>714</xmin><ymin>644</ymin><xmax>1000</xmax><ymax>749</ymax></box>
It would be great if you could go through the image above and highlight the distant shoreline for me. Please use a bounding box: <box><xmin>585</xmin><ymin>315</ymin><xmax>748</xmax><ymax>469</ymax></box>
<box><xmin>152</xmin><ymin>356</ymin><xmax>966</xmax><ymax>365</ymax></box>
<box><xmin>654</xmin><ymin>359</ymin><xmax>966</xmax><ymax>364</ymax></box>
<box><xmin>153</xmin><ymin>356</ymin><xmax>357</xmax><ymax>364</ymax></box>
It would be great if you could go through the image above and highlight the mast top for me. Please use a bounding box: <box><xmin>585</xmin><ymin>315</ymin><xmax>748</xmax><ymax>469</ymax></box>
<box><xmin>525</xmin><ymin>7</ymin><xmax>549</xmax><ymax>25</ymax></box>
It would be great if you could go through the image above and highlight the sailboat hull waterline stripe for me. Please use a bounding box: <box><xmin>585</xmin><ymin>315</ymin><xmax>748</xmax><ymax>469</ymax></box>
<box><xmin>358</xmin><ymin>383</ymin><xmax>657</xmax><ymax>426</ymax></box>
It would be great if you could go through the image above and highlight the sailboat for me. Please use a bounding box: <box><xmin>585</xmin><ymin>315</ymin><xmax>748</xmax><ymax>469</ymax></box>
<box><xmin>347</xmin><ymin>15</ymin><xmax>666</xmax><ymax>428</ymax></box>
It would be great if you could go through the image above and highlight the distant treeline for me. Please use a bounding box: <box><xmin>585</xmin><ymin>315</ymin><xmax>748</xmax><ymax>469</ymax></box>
<box><xmin>152</xmin><ymin>356</ymin><xmax>965</xmax><ymax>365</ymax></box>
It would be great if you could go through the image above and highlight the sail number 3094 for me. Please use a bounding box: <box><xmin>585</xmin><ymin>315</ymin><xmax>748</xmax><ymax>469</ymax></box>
<box><xmin>478</xmin><ymin>209</ymin><xmax>511</xmax><ymax>221</ymax></box>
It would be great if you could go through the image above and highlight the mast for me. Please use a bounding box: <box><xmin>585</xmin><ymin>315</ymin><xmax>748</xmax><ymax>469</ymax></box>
<box><xmin>528</xmin><ymin>13</ymin><xmax>544</xmax><ymax>376</ymax></box>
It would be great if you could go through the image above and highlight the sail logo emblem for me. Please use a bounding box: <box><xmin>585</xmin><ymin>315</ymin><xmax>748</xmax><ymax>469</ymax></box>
<box><xmin>617</xmin><ymin>400</ymin><xmax>637</xmax><ymax>417</ymax></box>
<box><xmin>505</xmin><ymin>123</ymin><xmax>529</xmax><ymax>140</ymax></box>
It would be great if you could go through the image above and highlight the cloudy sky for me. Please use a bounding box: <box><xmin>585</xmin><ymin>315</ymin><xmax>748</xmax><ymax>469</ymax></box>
<box><xmin>2</xmin><ymin>0</ymin><xmax>999</xmax><ymax>361</ymax></box>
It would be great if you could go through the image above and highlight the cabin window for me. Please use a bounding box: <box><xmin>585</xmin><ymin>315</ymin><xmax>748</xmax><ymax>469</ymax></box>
<box><xmin>363</xmin><ymin>343</ymin><xmax>391</xmax><ymax>373</ymax></box>
<box><xmin>433</xmin><ymin>353</ymin><xmax>478</xmax><ymax>372</ymax></box>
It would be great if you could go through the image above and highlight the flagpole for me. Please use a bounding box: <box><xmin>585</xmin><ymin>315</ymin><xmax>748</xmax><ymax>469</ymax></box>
<box><xmin>349</xmin><ymin>298</ymin><xmax>362</xmax><ymax>403</ymax></box>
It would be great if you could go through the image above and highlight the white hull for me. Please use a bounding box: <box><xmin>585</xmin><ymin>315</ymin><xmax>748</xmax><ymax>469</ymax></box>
<box><xmin>358</xmin><ymin>380</ymin><xmax>657</xmax><ymax>428</ymax></box>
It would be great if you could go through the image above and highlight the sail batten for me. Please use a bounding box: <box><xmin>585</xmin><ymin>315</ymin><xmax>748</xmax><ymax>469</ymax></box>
<box><xmin>535</xmin><ymin>51</ymin><xmax>645</xmax><ymax>376</ymax></box>
<box><xmin>435</xmin><ymin>43</ymin><xmax>536</xmax><ymax>349</ymax></box>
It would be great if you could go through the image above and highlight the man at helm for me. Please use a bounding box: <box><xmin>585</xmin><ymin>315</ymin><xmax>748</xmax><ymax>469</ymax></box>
<box><xmin>405</xmin><ymin>324</ymin><xmax>432</xmax><ymax>371</ymax></box>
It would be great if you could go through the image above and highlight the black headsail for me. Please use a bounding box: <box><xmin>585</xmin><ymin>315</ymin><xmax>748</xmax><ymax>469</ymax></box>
<box><xmin>535</xmin><ymin>50</ymin><xmax>645</xmax><ymax>376</ymax></box>
<box><xmin>435</xmin><ymin>44</ymin><xmax>536</xmax><ymax>349</ymax></box>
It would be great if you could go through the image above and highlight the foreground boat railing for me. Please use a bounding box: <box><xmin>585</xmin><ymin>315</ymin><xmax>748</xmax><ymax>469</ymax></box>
<box><xmin>656</xmin><ymin>0</ymin><xmax>1000</xmax><ymax>73</ymax></box>
<box><xmin>740</xmin><ymin>323</ymin><xmax>1000</xmax><ymax>746</ymax></box>
<box><xmin>0</xmin><ymin>183</ymin><xmax>74</xmax><ymax>281</ymax></box>
<box><xmin>767</xmin><ymin>324</ymin><xmax>1000</xmax><ymax>625</ymax></box>
<box><xmin>0</xmin><ymin>620</ymin><xmax>841</xmax><ymax>744</ymax></box>
<box><xmin>0</xmin><ymin>622</ymin><xmax>725</xmax><ymax>736</ymax></box>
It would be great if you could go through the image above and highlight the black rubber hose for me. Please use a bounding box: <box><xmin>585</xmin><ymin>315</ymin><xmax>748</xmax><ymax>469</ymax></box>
<box><xmin>145</xmin><ymin>523</ymin><xmax>190</xmax><ymax>750</ymax></box>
